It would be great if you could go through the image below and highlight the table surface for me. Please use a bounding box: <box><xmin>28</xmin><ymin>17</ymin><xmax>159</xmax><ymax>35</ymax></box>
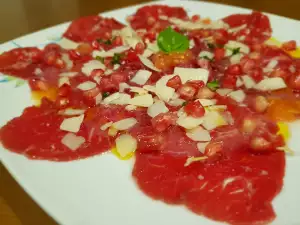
<box><xmin>0</xmin><ymin>0</ymin><xmax>299</xmax><ymax>224</ymax></box>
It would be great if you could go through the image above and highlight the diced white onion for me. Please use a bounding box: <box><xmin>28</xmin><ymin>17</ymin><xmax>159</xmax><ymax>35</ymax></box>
<box><xmin>228</xmin><ymin>90</ymin><xmax>246</xmax><ymax>102</ymax></box>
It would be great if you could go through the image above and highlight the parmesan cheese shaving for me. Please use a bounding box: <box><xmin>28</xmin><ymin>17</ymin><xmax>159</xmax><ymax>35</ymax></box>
<box><xmin>60</xmin><ymin>114</ymin><xmax>84</xmax><ymax>133</ymax></box>
<box><xmin>130</xmin><ymin>70</ymin><xmax>152</xmax><ymax>85</ymax></box>
<box><xmin>61</xmin><ymin>133</ymin><xmax>85</xmax><ymax>151</ymax></box>
<box><xmin>138</xmin><ymin>55</ymin><xmax>161</xmax><ymax>72</ymax></box>
<box><xmin>147</xmin><ymin>100</ymin><xmax>169</xmax><ymax>118</ymax></box>
<box><xmin>112</xmin><ymin>118</ymin><xmax>137</xmax><ymax>130</ymax></box>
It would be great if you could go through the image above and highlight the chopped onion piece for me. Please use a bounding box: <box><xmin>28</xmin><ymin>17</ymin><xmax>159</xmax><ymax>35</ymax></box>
<box><xmin>115</xmin><ymin>134</ymin><xmax>137</xmax><ymax>157</ymax></box>
<box><xmin>60</xmin><ymin>114</ymin><xmax>84</xmax><ymax>133</ymax></box>
<box><xmin>61</xmin><ymin>133</ymin><xmax>85</xmax><ymax>151</ymax></box>
<box><xmin>112</xmin><ymin>118</ymin><xmax>137</xmax><ymax>130</ymax></box>
<box><xmin>147</xmin><ymin>100</ymin><xmax>169</xmax><ymax>118</ymax></box>
<box><xmin>186</xmin><ymin>127</ymin><xmax>211</xmax><ymax>141</ymax></box>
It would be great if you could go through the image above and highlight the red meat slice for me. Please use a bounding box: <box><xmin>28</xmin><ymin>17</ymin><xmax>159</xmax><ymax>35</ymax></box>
<box><xmin>133</xmin><ymin>149</ymin><xmax>285</xmax><ymax>225</ymax></box>
<box><xmin>223</xmin><ymin>11</ymin><xmax>272</xmax><ymax>44</ymax></box>
<box><xmin>0</xmin><ymin>47</ymin><xmax>43</xmax><ymax>79</ymax></box>
<box><xmin>63</xmin><ymin>15</ymin><xmax>124</xmax><ymax>42</ymax></box>
<box><xmin>129</xmin><ymin>5</ymin><xmax>188</xmax><ymax>31</ymax></box>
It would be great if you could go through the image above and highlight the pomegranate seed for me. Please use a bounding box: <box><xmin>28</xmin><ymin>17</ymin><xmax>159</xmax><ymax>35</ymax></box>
<box><xmin>249</xmin><ymin>68</ymin><xmax>263</xmax><ymax>82</ymax></box>
<box><xmin>214</xmin><ymin>48</ymin><xmax>225</xmax><ymax>61</ymax></box>
<box><xmin>253</xmin><ymin>96</ymin><xmax>269</xmax><ymax>113</ymax></box>
<box><xmin>151</xmin><ymin>112</ymin><xmax>177</xmax><ymax>132</ymax></box>
<box><xmin>240</xmin><ymin>56</ymin><xmax>256</xmax><ymax>73</ymax></box>
<box><xmin>178</xmin><ymin>84</ymin><xmax>197</xmax><ymax>100</ymax></box>
<box><xmin>184</xmin><ymin>101</ymin><xmax>205</xmax><ymax>117</ymax></box>
<box><xmin>282</xmin><ymin>40</ymin><xmax>297</xmax><ymax>51</ymax></box>
<box><xmin>213</xmin><ymin>29</ymin><xmax>229</xmax><ymax>45</ymax></box>
<box><xmin>227</xmin><ymin>64</ymin><xmax>242</xmax><ymax>75</ymax></box>
<box><xmin>68</xmin><ymin>50</ymin><xmax>81</xmax><ymax>60</ymax></box>
<box><xmin>222</xmin><ymin>75</ymin><xmax>237</xmax><ymax>88</ymax></box>
<box><xmin>55</xmin><ymin>59</ymin><xmax>66</xmax><ymax>69</ymax></box>
<box><xmin>166</xmin><ymin>75</ymin><xmax>182</xmax><ymax>90</ymax></box>
<box><xmin>196</xmin><ymin>86</ymin><xmax>215</xmax><ymax>99</ymax></box>
<box><xmin>135</xmin><ymin>42</ymin><xmax>145</xmax><ymax>54</ymax></box>
<box><xmin>191</xmin><ymin>15</ymin><xmax>200</xmax><ymax>22</ymax></box>
<box><xmin>58</xmin><ymin>84</ymin><xmax>72</xmax><ymax>97</ymax></box>
<box><xmin>114</xmin><ymin>36</ymin><xmax>123</xmax><ymax>45</ymax></box>
<box><xmin>91</xmin><ymin>40</ymin><xmax>100</xmax><ymax>49</ymax></box>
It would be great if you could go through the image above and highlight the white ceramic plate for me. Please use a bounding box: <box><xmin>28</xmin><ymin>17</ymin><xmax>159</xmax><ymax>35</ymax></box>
<box><xmin>1</xmin><ymin>1</ymin><xmax>300</xmax><ymax>224</ymax></box>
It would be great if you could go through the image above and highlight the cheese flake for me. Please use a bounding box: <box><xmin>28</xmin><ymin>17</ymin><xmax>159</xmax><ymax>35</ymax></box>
<box><xmin>129</xmin><ymin>94</ymin><xmax>153</xmax><ymax>107</ymax></box>
<box><xmin>60</xmin><ymin>114</ymin><xmax>84</xmax><ymax>133</ymax></box>
<box><xmin>130</xmin><ymin>70</ymin><xmax>152</xmax><ymax>85</ymax></box>
<box><xmin>174</xmin><ymin>67</ymin><xmax>209</xmax><ymax>84</ymax></box>
<box><xmin>61</xmin><ymin>133</ymin><xmax>85</xmax><ymax>151</ymax></box>
<box><xmin>147</xmin><ymin>100</ymin><xmax>169</xmax><ymax>118</ymax></box>
<box><xmin>77</xmin><ymin>81</ymin><xmax>97</xmax><ymax>91</ymax></box>
<box><xmin>112</xmin><ymin>118</ymin><xmax>137</xmax><ymax>130</ymax></box>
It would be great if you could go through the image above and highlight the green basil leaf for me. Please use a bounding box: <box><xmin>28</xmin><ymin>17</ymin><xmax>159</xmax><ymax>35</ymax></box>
<box><xmin>157</xmin><ymin>27</ymin><xmax>189</xmax><ymax>53</ymax></box>
<box><xmin>102</xmin><ymin>92</ymin><xmax>110</xmax><ymax>98</ymax></box>
<box><xmin>232</xmin><ymin>47</ymin><xmax>240</xmax><ymax>55</ymax></box>
<box><xmin>207</xmin><ymin>80</ymin><xmax>220</xmax><ymax>90</ymax></box>
<box><xmin>111</xmin><ymin>53</ymin><xmax>122</xmax><ymax>65</ymax></box>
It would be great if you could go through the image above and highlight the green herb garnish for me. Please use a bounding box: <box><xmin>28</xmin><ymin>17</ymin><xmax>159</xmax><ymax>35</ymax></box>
<box><xmin>207</xmin><ymin>80</ymin><xmax>220</xmax><ymax>90</ymax></box>
<box><xmin>102</xmin><ymin>92</ymin><xmax>110</xmax><ymax>98</ymax></box>
<box><xmin>97</xmin><ymin>38</ymin><xmax>113</xmax><ymax>45</ymax></box>
<box><xmin>207</xmin><ymin>43</ymin><xmax>215</xmax><ymax>49</ymax></box>
<box><xmin>95</xmin><ymin>56</ymin><xmax>104</xmax><ymax>63</ymax></box>
<box><xmin>157</xmin><ymin>27</ymin><xmax>189</xmax><ymax>53</ymax></box>
<box><xmin>111</xmin><ymin>53</ymin><xmax>122</xmax><ymax>65</ymax></box>
<box><xmin>182</xmin><ymin>101</ymin><xmax>187</xmax><ymax>106</ymax></box>
<box><xmin>232</xmin><ymin>47</ymin><xmax>240</xmax><ymax>55</ymax></box>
